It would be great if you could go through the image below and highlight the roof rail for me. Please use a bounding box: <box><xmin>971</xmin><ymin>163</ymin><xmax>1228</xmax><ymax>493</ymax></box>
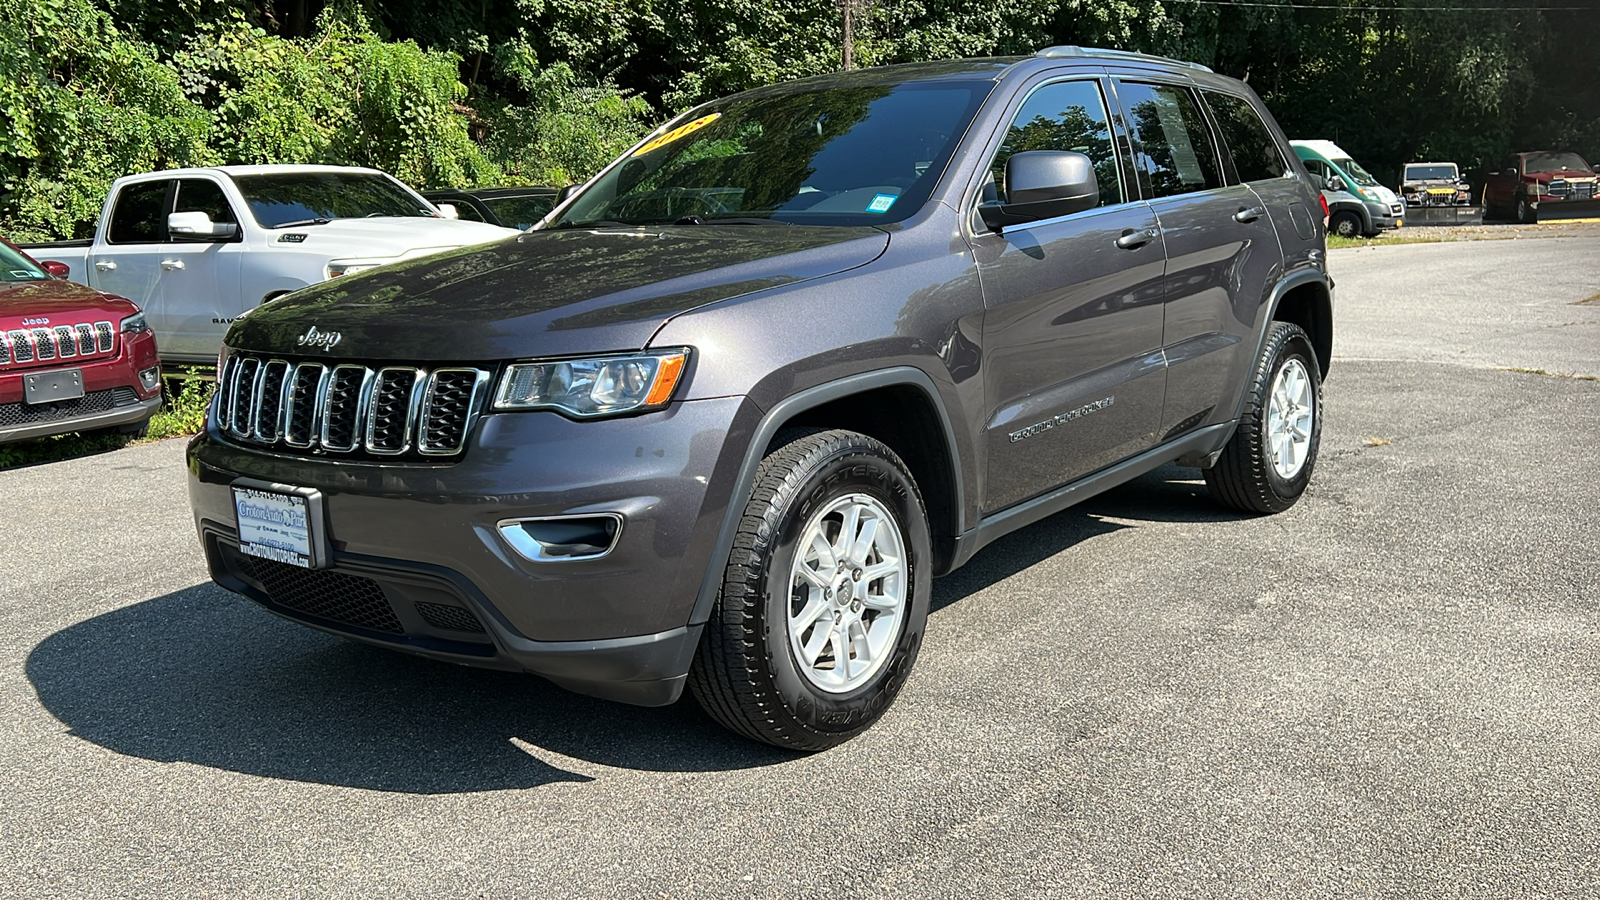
<box><xmin>1034</xmin><ymin>46</ymin><xmax>1214</xmax><ymax>73</ymax></box>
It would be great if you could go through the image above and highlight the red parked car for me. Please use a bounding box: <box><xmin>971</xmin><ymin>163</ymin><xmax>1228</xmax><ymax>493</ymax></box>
<box><xmin>1</xmin><ymin>237</ymin><xmax>162</xmax><ymax>444</ymax></box>
<box><xmin>1483</xmin><ymin>151</ymin><xmax>1600</xmax><ymax>223</ymax></box>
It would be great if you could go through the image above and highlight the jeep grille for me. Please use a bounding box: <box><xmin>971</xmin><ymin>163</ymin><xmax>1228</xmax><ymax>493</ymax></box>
<box><xmin>216</xmin><ymin>354</ymin><xmax>490</xmax><ymax>459</ymax></box>
<box><xmin>1</xmin><ymin>321</ymin><xmax>114</xmax><ymax>367</ymax></box>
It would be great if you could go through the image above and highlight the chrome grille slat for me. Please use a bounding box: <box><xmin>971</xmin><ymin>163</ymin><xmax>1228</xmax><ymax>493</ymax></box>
<box><xmin>31</xmin><ymin>328</ymin><xmax>55</xmax><ymax>361</ymax></box>
<box><xmin>54</xmin><ymin>326</ymin><xmax>76</xmax><ymax>358</ymax></box>
<box><xmin>0</xmin><ymin>332</ymin><xmax>9</xmax><ymax>365</ymax></box>
<box><xmin>75</xmin><ymin>324</ymin><xmax>95</xmax><ymax>356</ymax></box>
<box><xmin>94</xmin><ymin>322</ymin><xmax>114</xmax><ymax>354</ymax></box>
<box><xmin>6</xmin><ymin>330</ymin><xmax>32</xmax><ymax>363</ymax></box>
<box><xmin>216</xmin><ymin>353</ymin><xmax>486</xmax><ymax>459</ymax></box>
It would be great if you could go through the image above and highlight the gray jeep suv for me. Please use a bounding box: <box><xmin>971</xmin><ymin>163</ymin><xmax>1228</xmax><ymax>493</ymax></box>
<box><xmin>187</xmin><ymin>47</ymin><xmax>1332</xmax><ymax>750</ymax></box>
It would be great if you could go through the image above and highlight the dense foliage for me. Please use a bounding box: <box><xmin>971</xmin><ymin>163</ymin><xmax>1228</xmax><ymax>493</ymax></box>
<box><xmin>3</xmin><ymin>0</ymin><xmax>1596</xmax><ymax>241</ymax></box>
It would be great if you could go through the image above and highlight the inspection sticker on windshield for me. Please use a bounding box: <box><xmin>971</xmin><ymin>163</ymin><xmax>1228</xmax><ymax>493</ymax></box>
<box><xmin>634</xmin><ymin>113</ymin><xmax>722</xmax><ymax>156</ymax></box>
<box><xmin>866</xmin><ymin>193</ymin><xmax>898</xmax><ymax>213</ymax></box>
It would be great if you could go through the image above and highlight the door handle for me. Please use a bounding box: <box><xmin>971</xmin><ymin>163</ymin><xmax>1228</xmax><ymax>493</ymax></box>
<box><xmin>1115</xmin><ymin>228</ymin><xmax>1158</xmax><ymax>250</ymax></box>
<box><xmin>94</xmin><ymin>260</ymin><xmax>117</xmax><ymax>271</ymax></box>
<box><xmin>160</xmin><ymin>259</ymin><xmax>186</xmax><ymax>271</ymax></box>
<box><xmin>1233</xmin><ymin>206</ymin><xmax>1267</xmax><ymax>223</ymax></box>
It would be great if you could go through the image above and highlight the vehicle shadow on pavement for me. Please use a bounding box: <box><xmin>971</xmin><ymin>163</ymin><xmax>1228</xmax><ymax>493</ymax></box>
<box><xmin>25</xmin><ymin>585</ymin><xmax>793</xmax><ymax>793</ymax></box>
<box><xmin>931</xmin><ymin>463</ymin><xmax>1241</xmax><ymax>613</ymax></box>
<box><xmin>25</xmin><ymin>467</ymin><xmax>1234</xmax><ymax>794</ymax></box>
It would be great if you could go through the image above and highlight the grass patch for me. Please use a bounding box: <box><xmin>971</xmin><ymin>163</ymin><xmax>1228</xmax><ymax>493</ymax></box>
<box><xmin>1574</xmin><ymin>291</ymin><xmax>1600</xmax><ymax>306</ymax></box>
<box><xmin>0</xmin><ymin>369</ymin><xmax>215</xmax><ymax>470</ymax></box>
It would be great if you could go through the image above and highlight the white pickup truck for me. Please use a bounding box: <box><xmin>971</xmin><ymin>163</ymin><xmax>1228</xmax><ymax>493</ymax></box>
<box><xmin>23</xmin><ymin>165</ymin><xmax>519</xmax><ymax>363</ymax></box>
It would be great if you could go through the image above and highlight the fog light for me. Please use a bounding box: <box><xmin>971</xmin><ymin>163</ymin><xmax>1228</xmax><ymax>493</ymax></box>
<box><xmin>138</xmin><ymin>366</ymin><xmax>161</xmax><ymax>391</ymax></box>
<box><xmin>498</xmin><ymin>514</ymin><xmax>622</xmax><ymax>562</ymax></box>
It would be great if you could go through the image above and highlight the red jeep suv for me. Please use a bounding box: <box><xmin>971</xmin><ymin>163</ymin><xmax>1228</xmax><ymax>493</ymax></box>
<box><xmin>1</xmin><ymin>237</ymin><xmax>162</xmax><ymax>444</ymax></box>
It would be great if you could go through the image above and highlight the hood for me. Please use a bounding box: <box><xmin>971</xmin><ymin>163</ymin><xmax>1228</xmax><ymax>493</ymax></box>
<box><xmin>0</xmin><ymin>278</ymin><xmax>137</xmax><ymax>329</ymax></box>
<box><xmin>1371</xmin><ymin>185</ymin><xmax>1399</xmax><ymax>205</ymax></box>
<box><xmin>228</xmin><ymin>224</ymin><xmax>889</xmax><ymax>361</ymax></box>
<box><xmin>272</xmin><ymin>217</ymin><xmax>519</xmax><ymax>257</ymax></box>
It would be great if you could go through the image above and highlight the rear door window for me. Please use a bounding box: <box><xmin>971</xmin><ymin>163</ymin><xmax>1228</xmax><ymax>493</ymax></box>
<box><xmin>988</xmin><ymin>79</ymin><xmax>1123</xmax><ymax>208</ymax></box>
<box><xmin>1115</xmin><ymin>81</ymin><xmax>1222</xmax><ymax>199</ymax></box>
<box><xmin>108</xmin><ymin>180</ymin><xmax>172</xmax><ymax>244</ymax></box>
<box><xmin>1204</xmin><ymin>92</ymin><xmax>1289</xmax><ymax>184</ymax></box>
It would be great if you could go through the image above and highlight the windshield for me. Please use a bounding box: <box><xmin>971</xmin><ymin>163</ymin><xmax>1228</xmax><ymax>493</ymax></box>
<box><xmin>1334</xmin><ymin>158</ymin><xmax>1380</xmax><ymax>187</ymax></box>
<box><xmin>554</xmin><ymin>80</ymin><xmax>993</xmax><ymax>228</ymax></box>
<box><xmin>1524</xmin><ymin>152</ymin><xmax>1593</xmax><ymax>175</ymax></box>
<box><xmin>232</xmin><ymin>172</ymin><xmax>439</xmax><ymax>228</ymax></box>
<box><xmin>0</xmin><ymin>242</ymin><xmax>48</xmax><ymax>283</ymax></box>
<box><xmin>1405</xmin><ymin>165</ymin><xmax>1457</xmax><ymax>181</ymax></box>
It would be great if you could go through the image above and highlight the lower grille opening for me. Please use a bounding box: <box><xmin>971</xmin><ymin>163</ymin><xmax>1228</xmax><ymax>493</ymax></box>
<box><xmin>242</xmin><ymin>556</ymin><xmax>404</xmax><ymax>634</ymax></box>
<box><xmin>415</xmin><ymin>601</ymin><xmax>486</xmax><ymax>633</ymax></box>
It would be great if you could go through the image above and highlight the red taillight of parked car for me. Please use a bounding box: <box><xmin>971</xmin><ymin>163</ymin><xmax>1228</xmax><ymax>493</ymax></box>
<box><xmin>1320</xmin><ymin>192</ymin><xmax>1330</xmax><ymax>225</ymax></box>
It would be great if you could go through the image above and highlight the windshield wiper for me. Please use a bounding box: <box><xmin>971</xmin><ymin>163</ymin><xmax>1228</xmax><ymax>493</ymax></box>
<box><xmin>274</xmin><ymin>217</ymin><xmax>334</xmax><ymax>228</ymax></box>
<box><xmin>549</xmin><ymin>219</ymin><xmax>633</xmax><ymax>230</ymax></box>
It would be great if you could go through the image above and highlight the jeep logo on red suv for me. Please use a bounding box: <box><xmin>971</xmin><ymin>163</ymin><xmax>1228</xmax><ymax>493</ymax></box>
<box><xmin>21</xmin><ymin>316</ymin><xmax>49</xmax><ymax>327</ymax></box>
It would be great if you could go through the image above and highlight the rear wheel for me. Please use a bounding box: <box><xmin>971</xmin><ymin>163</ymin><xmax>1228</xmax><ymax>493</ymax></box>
<box><xmin>689</xmin><ymin>429</ymin><xmax>931</xmax><ymax>751</ymax></box>
<box><xmin>1328</xmin><ymin>211</ymin><xmax>1361</xmax><ymax>238</ymax></box>
<box><xmin>1204</xmin><ymin>322</ymin><xmax>1323</xmax><ymax>514</ymax></box>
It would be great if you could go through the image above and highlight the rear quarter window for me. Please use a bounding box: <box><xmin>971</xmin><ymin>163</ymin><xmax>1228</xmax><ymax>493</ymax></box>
<box><xmin>1204</xmin><ymin>92</ymin><xmax>1289</xmax><ymax>184</ymax></box>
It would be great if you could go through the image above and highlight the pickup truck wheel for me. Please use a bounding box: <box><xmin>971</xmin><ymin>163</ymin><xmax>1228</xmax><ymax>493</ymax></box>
<box><xmin>1515</xmin><ymin>196</ymin><xmax>1537</xmax><ymax>224</ymax></box>
<box><xmin>1328</xmin><ymin>211</ymin><xmax>1361</xmax><ymax>238</ymax></box>
<box><xmin>689</xmin><ymin>429</ymin><xmax>931</xmax><ymax>751</ymax></box>
<box><xmin>1203</xmin><ymin>322</ymin><xmax>1322</xmax><ymax>514</ymax></box>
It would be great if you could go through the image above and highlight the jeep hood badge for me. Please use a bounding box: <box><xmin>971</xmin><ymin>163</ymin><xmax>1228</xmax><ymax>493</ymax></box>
<box><xmin>296</xmin><ymin>325</ymin><xmax>342</xmax><ymax>351</ymax></box>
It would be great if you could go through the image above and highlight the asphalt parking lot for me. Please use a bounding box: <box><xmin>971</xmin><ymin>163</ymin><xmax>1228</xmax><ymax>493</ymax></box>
<box><xmin>2</xmin><ymin>226</ymin><xmax>1597</xmax><ymax>898</ymax></box>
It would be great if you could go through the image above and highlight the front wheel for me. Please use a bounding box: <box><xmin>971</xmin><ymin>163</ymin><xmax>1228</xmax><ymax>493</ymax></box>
<box><xmin>1328</xmin><ymin>210</ymin><xmax>1362</xmax><ymax>238</ymax></box>
<box><xmin>1203</xmin><ymin>322</ymin><xmax>1323</xmax><ymax>514</ymax></box>
<box><xmin>1516</xmin><ymin>195</ymin><xmax>1538</xmax><ymax>224</ymax></box>
<box><xmin>689</xmin><ymin>429</ymin><xmax>931</xmax><ymax>751</ymax></box>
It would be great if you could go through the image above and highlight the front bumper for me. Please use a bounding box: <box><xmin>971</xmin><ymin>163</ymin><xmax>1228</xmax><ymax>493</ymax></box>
<box><xmin>1365</xmin><ymin>199</ymin><xmax>1404</xmax><ymax>230</ymax></box>
<box><xmin>0</xmin><ymin>330</ymin><xmax>162</xmax><ymax>443</ymax></box>
<box><xmin>186</xmin><ymin>394</ymin><xmax>761</xmax><ymax>705</ymax></box>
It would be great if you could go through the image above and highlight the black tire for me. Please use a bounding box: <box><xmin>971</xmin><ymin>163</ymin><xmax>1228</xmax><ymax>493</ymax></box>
<box><xmin>688</xmin><ymin>429</ymin><xmax>932</xmax><ymax>751</ymax></box>
<box><xmin>1328</xmin><ymin>210</ymin><xmax>1362</xmax><ymax>238</ymax></box>
<box><xmin>1203</xmin><ymin>322</ymin><xmax>1323</xmax><ymax>514</ymax></box>
<box><xmin>1515</xmin><ymin>195</ymin><xmax>1537</xmax><ymax>224</ymax></box>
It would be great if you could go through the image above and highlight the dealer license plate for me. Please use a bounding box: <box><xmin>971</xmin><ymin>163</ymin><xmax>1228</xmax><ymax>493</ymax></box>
<box><xmin>24</xmin><ymin>368</ymin><xmax>84</xmax><ymax>405</ymax></box>
<box><xmin>232</xmin><ymin>483</ymin><xmax>327</xmax><ymax>569</ymax></box>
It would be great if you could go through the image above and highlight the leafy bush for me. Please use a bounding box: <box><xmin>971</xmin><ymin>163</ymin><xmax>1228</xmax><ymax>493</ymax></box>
<box><xmin>146</xmin><ymin>370</ymin><xmax>215</xmax><ymax>440</ymax></box>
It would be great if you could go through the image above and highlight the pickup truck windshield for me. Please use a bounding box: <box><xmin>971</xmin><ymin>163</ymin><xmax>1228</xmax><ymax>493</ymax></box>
<box><xmin>554</xmin><ymin>81</ymin><xmax>992</xmax><ymax>228</ymax></box>
<box><xmin>1334</xmin><ymin>158</ymin><xmax>1380</xmax><ymax>187</ymax></box>
<box><xmin>232</xmin><ymin>173</ymin><xmax>439</xmax><ymax>228</ymax></box>
<box><xmin>0</xmin><ymin>243</ymin><xmax>48</xmax><ymax>283</ymax></box>
<box><xmin>1523</xmin><ymin>152</ymin><xmax>1592</xmax><ymax>175</ymax></box>
<box><xmin>1405</xmin><ymin>165</ymin><xmax>1457</xmax><ymax>181</ymax></box>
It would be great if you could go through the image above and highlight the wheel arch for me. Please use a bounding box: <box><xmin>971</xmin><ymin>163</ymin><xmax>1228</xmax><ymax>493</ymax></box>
<box><xmin>1269</xmin><ymin>275</ymin><xmax>1333</xmax><ymax>378</ymax></box>
<box><xmin>688</xmin><ymin>368</ymin><xmax>966</xmax><ymax>627</ymax></box>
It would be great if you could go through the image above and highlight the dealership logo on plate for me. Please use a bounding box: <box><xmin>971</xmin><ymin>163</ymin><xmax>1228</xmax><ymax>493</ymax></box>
<box><xmin>296</xmin><ymin>325</ymin><xmax>342</xmax><ymax>351</ymax></box>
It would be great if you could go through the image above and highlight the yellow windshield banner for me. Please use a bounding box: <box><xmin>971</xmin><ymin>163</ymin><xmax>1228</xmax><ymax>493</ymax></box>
<box><xmin>633</xmin><ymin>113</ymin><xmax>721</xmax><ymax>156</ymax></box>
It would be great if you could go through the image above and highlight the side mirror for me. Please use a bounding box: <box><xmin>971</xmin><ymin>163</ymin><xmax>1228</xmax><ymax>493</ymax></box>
<box><xmin>1326</xmin><ymin>176</ymin><xmax>1346</xmax><ymax>193</ymax></box>
<box><xmin>41</xmin><ymin>260</ymin><xmax>71</xmax><ymax>279</ymax></box>
<box><xmin>168</xmin><ymin>211</ymin><xmax>238</xmax><ymax>241</ymax></box>
<box><xmin>557</xmin><ymin>184</ymin><xmax>581</xmax><ymax>204</ymax></box>
<box><xmin>978</xmin><ymin>151</ymin><xmax>1099</xmax><ymax>231</ymax></box>
<box><xmin>435</xmin><ymin>202</ymin><xmax>460</xmax><ymax>220</ymax></box>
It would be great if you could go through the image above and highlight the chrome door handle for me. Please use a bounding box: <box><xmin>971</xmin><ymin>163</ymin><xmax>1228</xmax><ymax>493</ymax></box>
<box><xmin>1233</xmin><ymin>206</ymin><xmax>1267</xmax><ymax>223</ymax></box>
<box><xmin>160</xmin><ymin>259</ymin><xmax>185</xmax><ymax>271</ymax></box>
<box><xmin>94</xmin><ymin>260</ymin><xmax>117</xmax><ymax>271</ymax></box>
<box><xmin>1115</xmin><ymin>228</ymin><xmax>1158</xmax><ymax>250</ymax></box>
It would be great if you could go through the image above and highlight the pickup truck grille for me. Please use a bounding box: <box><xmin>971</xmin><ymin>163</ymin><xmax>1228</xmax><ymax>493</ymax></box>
<box><xmin>1547</xmin><ymin>179</ymin><xmax>1596</xmax><ymax>201</ymax></box>
<box><xmin>216</xmin><ymin>354</ymin><xmax>491</xmax><ymax>459</ymax></box>
<box><xmin>0</xmin><ymin>321</ymin><xmax>114</xmax><ymax>367</ymax></box>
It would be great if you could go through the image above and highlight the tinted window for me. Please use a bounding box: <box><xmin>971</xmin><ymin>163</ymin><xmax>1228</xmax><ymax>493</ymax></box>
<box><xmin>1117</xmin><ymin>82</ymin><xmax>1222</xmax><ymax>198</ymax></box>
<box><xmin>989</xmin><ymin>79</ymin><xmax>1122</xmax><ymax>207</ymax></box>
<box><xmin>554</xmin><ymin>81</ymin><xmax>993</xmax><ymax>227</ymax></box>
<box><xmin>484</xmin><ymin>195</ymin><xmax>555</xmax><ymax>229</ymax></box>
<box><xmin>445</xmin><ymin>199</ymin><xmax>487</xmax><ymax>222</ymax></box>
<box><xmin>174</xmin><ymin>179</ymin><xmax>238</xmax><ymax>224</ymax></box>
<box><xmin>1205</xmin><ymin>92</ymin><xmax>1287</xmax><ymax>183</ymax></box>
<box><xmin>108</xmin><ymin>180</ymin><xmax>170</xmax><ymax>244</ymax></box>
<box><xmin>1405</xmin><ymin>165</ymin><xmax>1457</xmax><ymax>181</ymax></box>
<box><xmin>232</xmin><ymin>173</ymin><xmax>437</xmax><ymax>228</ymax></box>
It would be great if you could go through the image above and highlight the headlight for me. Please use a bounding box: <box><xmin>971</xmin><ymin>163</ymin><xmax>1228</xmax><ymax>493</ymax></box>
<box><xmin>494</xmin><ymin>349</ymin><xmax>690</xmax><ymax>418</ymax></box>
<box><xmin>325</xmin><ymin>260</ymin><xmax>387</xmax><ymax>279</ymax></box>
<box><xmin>120</xmin><ymin>311</ymin><xmax>150</xmax><ymax>334</ymax></box>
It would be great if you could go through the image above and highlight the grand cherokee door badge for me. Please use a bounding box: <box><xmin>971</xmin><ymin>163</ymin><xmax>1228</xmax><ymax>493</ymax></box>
<box><xmin>1009</xmin><ymin>396</ymin><xmax>1114</xmax><ymax>443</ymax></box>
